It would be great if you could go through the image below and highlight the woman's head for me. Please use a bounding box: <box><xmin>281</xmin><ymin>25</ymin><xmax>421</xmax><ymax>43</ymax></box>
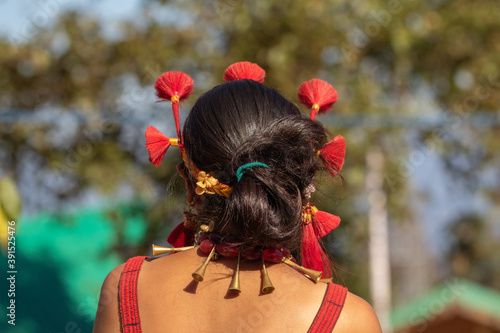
<box><xmin>182</xmin><ymin>79</ymin><xmax>327</xmax><ymax>249</ymax></box>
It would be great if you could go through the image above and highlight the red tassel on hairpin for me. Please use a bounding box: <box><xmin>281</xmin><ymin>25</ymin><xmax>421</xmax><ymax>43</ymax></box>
<box><xmin>318</xmin><ymin>135</ymin><xmax>345</xmax><ymax>177</ymax></box>
<box><xmin>301</xmin><ymin>204</ymin><xmax>342</xmax><ymax>278</ymax></box>
<box><xmin>223</xmin><ymin>61</ymin><xmax>266</xmax><ymax>83</ymax></box>
<box><xmin>301</xmin><ymin>222</ymin><xmax>332</xmax><ymax>278</ymax></box>
<box><xmin>155</xmin><ymin>71</ymin><xmax>194</xmax><ymax>138</ymax></box>
<box><xmin>301</xmin><ymin>204</ymin><xmax>334</xmax><ymax>278</ymax></box>
<box><xmin>145</xmin><ymin>126</ymin><xmax>171</xmax><ymax>166</ymax></box>
<box><xmin>298</xmin><ymin>79</ymin><xmax>338</xmax><ymax>121</ymax></box>
<box><xmin>313</xmin><ymin>210</ymin><xmax>341</xmax><ymax>239</ymax></box>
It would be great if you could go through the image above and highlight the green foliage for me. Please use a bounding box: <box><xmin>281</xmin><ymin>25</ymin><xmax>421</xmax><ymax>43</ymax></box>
<box><xmin>447</xmin><ymin>215</ymin><xmax>500</xmax><ymax>289</ymax></box>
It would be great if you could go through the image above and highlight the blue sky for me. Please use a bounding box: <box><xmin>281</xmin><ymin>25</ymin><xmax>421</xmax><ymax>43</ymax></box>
<box><xmin>0</xmin><ymin>0</ymin><xmax>143</xmax><ymax>40</ymax></box>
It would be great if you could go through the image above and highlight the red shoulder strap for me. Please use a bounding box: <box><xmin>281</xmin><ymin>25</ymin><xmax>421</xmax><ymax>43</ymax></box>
<box><xmin>308</xmin><ymin>283</ymin><xmax>348</xmax><ymax>333</ymax></box>
<box><xmin>118</xmin><ymin>256</ymin><xmax>148</xmax><ymax>333</ymax></box>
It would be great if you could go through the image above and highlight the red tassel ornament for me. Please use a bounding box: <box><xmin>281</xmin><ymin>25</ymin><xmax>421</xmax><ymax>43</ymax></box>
<box><xmin>318</xmin><ymin>135</ymin><xmax>346</xmax><ymax>177</ymax></box>
<box><xmin>154</xmin><ymin>71</ymin><xmax>194</xmax><ymax>138</ymax></box>
<box><xmin>155</xmin><ymin>71</ymin><xmax>194</xmax><ymax>103</ymax></box>
<box><xmin>167</xmin><ymin>212</ymin><xmax>197</xmax><ymax>247</ymax></box>
<box><xmin>301</xmin><ymin>204</ymin><xmax>332</xmax><ymax>278</ymax></box>
<box><xmin>298</xmin><ymin>79</ymin><xmax>338</xmax><ymax>121</ymax></box>
<box><xmin>223</xmin><ymin>61</ymin><xmax>266</xmax><ymax>83</ymax></box>
<box><xmin>301</xmin><ymin>222</ymin><xmax>331</xmax><ymax>278</ymax></box>
<box><xmin>313</xmin><ymin>210</ymin><xmax>341</xmax><ymax>239</ymax></box>
<box><xmin>145</xmin><ymin>126</ymin><xmax>172</xmax><ymax>166</ymax></box>
<box><xmin>300</xmin><ymin>203</ymin><xmax>342</xmax><ymax>278</ymax></box>
<box><xmin>167</xmin><ymin>221</ymin><xmax>196</xmax><ymax>248</ymax></box>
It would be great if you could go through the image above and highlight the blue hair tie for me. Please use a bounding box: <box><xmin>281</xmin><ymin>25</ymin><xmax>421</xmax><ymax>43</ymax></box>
<box><xmin>236</xmin><ymin>162</ymin><xmax>269</xmax><ymax>182</ymax></box>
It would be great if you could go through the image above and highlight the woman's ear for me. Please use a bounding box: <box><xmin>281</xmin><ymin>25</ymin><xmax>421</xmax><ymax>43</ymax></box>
<box><xmin>177</xmin><ymin>163</ymin><xmax>199</xmax><ymax>207</ymax></box>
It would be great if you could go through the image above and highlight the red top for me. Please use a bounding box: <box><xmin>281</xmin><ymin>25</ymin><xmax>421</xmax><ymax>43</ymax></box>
<box><xmin>118</xmin><ymin>256</ymin><xmax>347</xmax><ymax>333</ymax></box>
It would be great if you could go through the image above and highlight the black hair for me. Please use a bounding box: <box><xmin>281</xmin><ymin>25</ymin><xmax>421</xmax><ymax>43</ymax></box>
<box><xmin>183</xmin><ymin>79</ymin><xmax>327</xmax><ymax>249</ymax></box>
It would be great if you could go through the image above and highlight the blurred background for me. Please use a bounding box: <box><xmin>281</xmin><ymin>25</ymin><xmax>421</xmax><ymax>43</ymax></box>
<box><xmin>0</xmin><ymin>0</ymin><xmax>499</xmax><ymax>332</ymax></box>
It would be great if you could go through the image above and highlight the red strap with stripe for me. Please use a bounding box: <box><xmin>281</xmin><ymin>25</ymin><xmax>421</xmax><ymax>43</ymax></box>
<box><xmin>308</xmin><ymin>283</ymin><xmax>348</xmax><ymax>333</ymax></box>
<box><xmin>117</xmin><ymin>257</ymin><xmax>345</xmax><ymax>333</ymax></box>
<box><xmin>118</xmin><ymin>256</ymin><xmax>148</xmax><ymax>333</ymax></box>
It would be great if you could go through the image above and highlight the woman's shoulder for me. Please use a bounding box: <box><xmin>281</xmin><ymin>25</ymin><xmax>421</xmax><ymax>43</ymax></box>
<box><xmin>333</xmin><ymin>290</ymin><xmax>382</xmax><ymax>333</ymax></box>
<box><xmin>93</xmin><ymin>256</ymin><xmax>150</xmax><ymax>333</ymax></box>
<box><xmin>93</xmin><ymin>262</ymin><xmax>127</xmax><ymax>333</ymax></box>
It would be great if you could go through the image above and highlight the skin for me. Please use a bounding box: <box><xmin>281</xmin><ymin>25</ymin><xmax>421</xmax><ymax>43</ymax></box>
<box><xmin>93</xmin><ymin>169</ymin><xmax>382</xmax><ymax>333</ymax></box>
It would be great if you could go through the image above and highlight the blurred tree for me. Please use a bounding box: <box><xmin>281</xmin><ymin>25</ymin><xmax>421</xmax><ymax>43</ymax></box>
<box><xmin>447</xmin><ymin>215</ymin><xmax>500</xmax><ymax>289</ymax></box>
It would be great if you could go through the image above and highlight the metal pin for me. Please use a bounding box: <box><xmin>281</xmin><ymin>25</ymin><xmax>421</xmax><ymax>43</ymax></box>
<box><xmin>261</xmin><ymin>256</ymin><xmax>275</xmax><ymax>293</ymax></box>
<box><xmin>192</xmin><ymin>246</ymin><xmax>216</xmax><ymax>282</ymax></box>
<box><xmin>228</xmin><ymin>251</ymin><xmax>241</xmax><ymax>294</ymax></box>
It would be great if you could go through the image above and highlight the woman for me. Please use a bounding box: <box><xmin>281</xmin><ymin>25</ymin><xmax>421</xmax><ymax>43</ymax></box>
<box><xmin>93</xmin><ymin>62</ymin><xmax>382</xmax><ymax>332</ymax></box>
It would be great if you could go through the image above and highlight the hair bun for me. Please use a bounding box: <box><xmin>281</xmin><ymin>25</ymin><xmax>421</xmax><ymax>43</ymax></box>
<box><xmin>183</xmin><ymin>80</ymin><xmax>327</xmax><ymax>248</ymax></box>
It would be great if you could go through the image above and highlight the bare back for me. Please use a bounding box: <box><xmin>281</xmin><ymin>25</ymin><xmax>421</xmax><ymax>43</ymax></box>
<box><xmin>93</xmin><ymin>249</ymin><xmax>382</xmax><ymax>333</ymax></box>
